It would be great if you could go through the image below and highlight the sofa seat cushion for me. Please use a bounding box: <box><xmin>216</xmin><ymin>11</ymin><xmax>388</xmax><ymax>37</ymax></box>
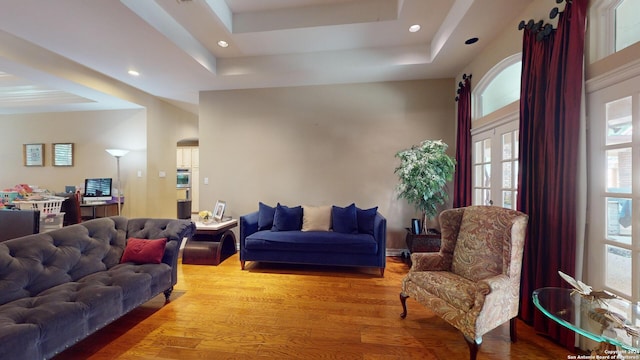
<box><xmin>79</xmin><ymin>263</ymin><xmax>171</xmax><ymax>313</ymax></box>
<box><xmin>406</xmin><ymin>271</ymin><xmax>483</xmax><ymax>312</ymax></box>
<box><xmin>0</xmin><ymin>323</ymin><xmax>40</xmax><ymax>360</ymax></box>
<box><xmin>0</xmin><ymin>292</ymin><xmax>88</xmax><ymax>357</ymax></box>
<box><xmin>245</xmin><ymin>230</ymin><xmax>378</xmax><ymax>254</ymax></box>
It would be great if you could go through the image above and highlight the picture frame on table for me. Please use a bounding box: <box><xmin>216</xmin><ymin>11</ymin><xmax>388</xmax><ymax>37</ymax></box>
<box><xmin>23</xmin><ymin>143</ymin><xmax>45</xmax><ymax>167</ymax></box>
<box><xmin>213</xmin><ymin>200</ymin><xmax>226</xmax><ymax>221</ymax></box>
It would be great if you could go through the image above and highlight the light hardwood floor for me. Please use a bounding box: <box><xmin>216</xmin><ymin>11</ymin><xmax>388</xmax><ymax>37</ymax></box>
<box><xmin>55</xmin><ymin>254</ymin><xmax>574</xmax><ymax>359</ymax></box>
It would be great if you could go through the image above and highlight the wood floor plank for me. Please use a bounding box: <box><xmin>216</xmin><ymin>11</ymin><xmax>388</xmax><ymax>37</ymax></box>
<box><xmin>53</xmin><ymin>255</ymin><xmax>575</xmax><ymax>359</ymax></box>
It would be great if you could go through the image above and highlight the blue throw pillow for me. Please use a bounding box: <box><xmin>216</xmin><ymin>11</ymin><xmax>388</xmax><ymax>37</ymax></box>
<box><xmin>356</xmin><ymin>206</ymin><xmax>378</xmax><ymax>235</ymax></box>
<box><xmin>272</xmin><ymin>203</ymin><xmax>303</xmax><ymax>231</ymax></box>
<box><xmin>258</xmin><ymin>202</ymin><xmax>276</xmax><ymax>231</ymax></box>
<box><xmin>332</xmin><ymin>203</ymin><xmax>358</xmax><ymax>234</ymax></box>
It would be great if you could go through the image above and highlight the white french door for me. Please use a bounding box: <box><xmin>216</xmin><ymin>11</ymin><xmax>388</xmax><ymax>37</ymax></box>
<box><xmin>587</xmin><ymin>74</ymin><xmax>640</xmax><ymax>301</ymax></box>
<box><xmin>471</xmin><ymin>117</ymin><xmax>519</xmax><ymax>209</ymax></box>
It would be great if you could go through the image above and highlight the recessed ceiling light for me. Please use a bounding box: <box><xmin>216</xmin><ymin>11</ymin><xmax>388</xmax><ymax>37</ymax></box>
<box><xmin>128</xmin><ymin>70</ymin><xmax>140</xmax><ymax>76</ymax></box>
<box><xmin>465</xmin><ymin>37</ymin><xmax>479</xmax><ymax>45</ymax></box>
<box><xmin>409</xmin><ymin>24</ymin><xmax>421</xmax><ymax>33</ymax></box>
<box><xmin>217</xmin><ymin>40</ymin><xmax>229</xmax><ymax>48</ymax></box>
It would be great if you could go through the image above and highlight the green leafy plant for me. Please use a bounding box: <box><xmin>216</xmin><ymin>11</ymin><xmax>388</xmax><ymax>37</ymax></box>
<box><xmin>394</xmin><ymin>140</ymin><xmax>456</xmax><ymax>226</ymax></box>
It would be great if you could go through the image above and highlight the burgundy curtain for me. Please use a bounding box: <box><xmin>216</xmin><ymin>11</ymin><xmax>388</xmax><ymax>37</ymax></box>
<box><xmin>517</xmin><ymin>0</ymin><xmax>587</xmax><ymax>350</ymax></box>
<box><xmin>453</xmin><ymin>77</ymin><xmax>472</xmax><ymax>208</ymax></box>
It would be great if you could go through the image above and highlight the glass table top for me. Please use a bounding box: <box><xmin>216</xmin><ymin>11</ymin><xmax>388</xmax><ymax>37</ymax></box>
<box><xmin>533</xmin><ymin>287</ymin><xmax>640</xmax><ymax>352</ymax></box>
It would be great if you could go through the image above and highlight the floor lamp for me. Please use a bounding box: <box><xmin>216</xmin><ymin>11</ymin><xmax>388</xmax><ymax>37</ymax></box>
<box><xmin>105</xmin><ymin>149</ymin><xmax>129</xmax><ymax>216</ymax></box>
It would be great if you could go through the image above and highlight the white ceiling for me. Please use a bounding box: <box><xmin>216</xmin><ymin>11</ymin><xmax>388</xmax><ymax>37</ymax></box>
<box><xmin>0</xmin><ymin>0</ymin><xmax>533</xmax><ymax>114</ymax></box>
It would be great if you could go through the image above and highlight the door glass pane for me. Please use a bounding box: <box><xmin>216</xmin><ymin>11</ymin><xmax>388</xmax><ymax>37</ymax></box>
<box><xmin>606</xmin><ymin>96</ymin><xmax>632</xmax><ymax>145</ymax></box>
<box><xmin>483</xmin><ymin>164</ymin><xmax>491</xmax><ymax>187</ymax></box>
<box><xmin>606</xmin><ymin>148</ymin><xmax>632</xmax><ymax>193</ymax></box>
<box><xmin>514</xmin><ymin>130</ymin><xmax>519</xmax><ymax>158</ymax></box>
<box><xmin>502</xmin><ymin>191</ymin><xmax>513</xmax><ymax>209</ymax></box>
<box><xmin>475</xmin><ymin>141</ymin><xmax>483</xmax><ymax>163</ymax></box>
<box><xmin>606</xmin><ymin>197</ymin><xmax>632</xmax><ymax>244</ymax></box>
<box><xmin>475</xmin><ymin>189</ymin><xmax>483</xmax><ymax>205</ymax></box>
<box><xmin>483</xmin><ymin>139</ymin><xmax>491</xmax><ymax>162</ymax></box>
<box><xmin>483</xmin><ymin>189</ymin><xmax>491</xmax><ymax>206</ymax></box>
<box><xmin>606</xmin><ymin>244</ymin><xmax>631</xmax><ymax>296</ymax></box>
<box><xmin>474</xmin><ymin>165</ymin><xmax>483</xmax><ymax>187</ymax></box>
<box><xmin>502</xmin><ymin>162</ymin><xmax>512</xmax><ymax>188</ymax></box>
<box><xmin>502</xmin><ymin>132</ymin><xmax>512</xmax><ymax>160</ymax></box>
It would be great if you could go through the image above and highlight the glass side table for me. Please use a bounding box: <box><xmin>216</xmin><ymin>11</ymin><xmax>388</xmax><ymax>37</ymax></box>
<box><xmin>533</xmin><ymin>287</ymin><xmax>640</xmax><ymax>355</ymax></box>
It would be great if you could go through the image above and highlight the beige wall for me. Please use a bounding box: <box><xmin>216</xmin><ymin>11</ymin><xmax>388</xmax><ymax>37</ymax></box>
<box><xmin>144</xmin><ymin>98</ymin><xmax>199</xmax><ymax>218</ymax></box>
<box><xmin>0</xmin><ymin>109</ymin><xmax>146</xmax><ymax>215</ymax></box>
<box><xmin>1</xmin><ymin>30</ymin><xmax>199</xmax><ymax>219</ymax></box>
<box><xmin>0</xmin><ymin>105</ymin><xmax>198</xmax><ymax>219</ymax></box>
<box><xmin>199</xmin><ymin>80</ymin><xmax>455</xmax><ymax>250</ymax></box>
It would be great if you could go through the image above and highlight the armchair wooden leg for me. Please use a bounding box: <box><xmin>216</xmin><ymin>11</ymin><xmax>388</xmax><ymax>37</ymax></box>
<box><xmin>463</xmin><ymin>335</ymin><xmax>481</xmax><ymax>360</ymax></box>
<box><xmin>510</xmin><ymin>317</ymin><xmax>517</xmax><ymax>342</ymax></box>
<box><xmin>241</xmin><ymin>260</ymin><xmax>245</xmax><ymax>270</ymax></box>
<box><xmin>399</xmin><ymin>293</ymin><xmax>409</xmax><ymax>319</ymax></box>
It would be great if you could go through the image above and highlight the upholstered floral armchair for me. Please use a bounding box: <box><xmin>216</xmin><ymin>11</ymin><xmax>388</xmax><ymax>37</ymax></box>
<box><xmin>400</xmin><ymin>206</ymin><xmax>528</xmax><ymax>360</ymax></box>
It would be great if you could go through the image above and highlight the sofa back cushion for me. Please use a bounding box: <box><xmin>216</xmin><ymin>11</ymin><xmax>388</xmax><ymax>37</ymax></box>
<box><xmin>302</xmin><ymin>205</ymin><xmax>331</xmax><ymax>231</ymax></box>
<box><xmin>332</xmin><ymin>203</ymin><xmax>358</xmax><ymax>234</ymax></box>
<box><xmin>0</xmin><ymin>217</ymin><xmax>127</xmax><ymax>305</ymax></box>
<box><xmin>272</xmin><ymin>204</ymin><xmax>303</xmax><ymax>231</ymax></box>
<box><xmin>450</xmin><ymin>206</ymin><xmax>515</xmax><ymax>281</ymax></box>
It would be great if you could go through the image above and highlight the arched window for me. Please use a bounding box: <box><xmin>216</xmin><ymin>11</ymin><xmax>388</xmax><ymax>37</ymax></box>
<box><xmin>472</xmin><ymin>53</ymin><xmax>522</xmax><ymax>120</ymax></box>
<box><xmin>470</xmin><ymin>53</ymin><xmax>522</xmax><ymax>208</ymax></box>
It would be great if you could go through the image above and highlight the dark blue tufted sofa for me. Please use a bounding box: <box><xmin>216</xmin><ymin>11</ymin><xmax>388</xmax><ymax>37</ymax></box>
<box><xmin>0</xmin><ymin>216</ymin><xmax>195</xmax><ymax>360</ymax></box>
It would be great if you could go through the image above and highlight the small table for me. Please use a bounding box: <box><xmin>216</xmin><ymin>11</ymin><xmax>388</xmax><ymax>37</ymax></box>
<box><xmin>182</xmin><ymin>219</ymin><xmax>237</xmax><ymax>265</ymax></box>
<box><xmin>405</xmin><ymin>231</ymin><xmax>441</xmax><ymax>253</ymax></box>
<box><xmin>402</xmin><ymin>231</ymin><xmax>441</xmax><ymax>265</ymax></box>
<box><xmin>533</xmin><ymin>287</ymin><xmax>640</xmax><ymax>355</ymax></box>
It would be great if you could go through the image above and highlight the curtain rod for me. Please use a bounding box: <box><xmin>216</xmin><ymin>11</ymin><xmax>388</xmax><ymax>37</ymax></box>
<box><xmin>517</xmin><ymin>0</ymin><xmax>569</xmax><ymax>41</ymax></box>
<box><xmin>455</xmin><ymin>73</ymin><xmax>472</xmax><ymax>102</ymax></box>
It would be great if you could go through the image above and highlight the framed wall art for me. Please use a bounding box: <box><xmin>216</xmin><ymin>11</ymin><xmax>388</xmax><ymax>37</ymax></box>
<box><xmin>52</xmin><ymin>143</ymin><xmax>74</xmax><ymax>167</ymax></box>
<box><xmin>23</xmin><ymin>143</ymin><xmax>44</xmax><ymax>167</ymax></box>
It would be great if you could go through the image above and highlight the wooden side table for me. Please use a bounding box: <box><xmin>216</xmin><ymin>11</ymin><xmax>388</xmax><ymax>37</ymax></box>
<box><xmin>182</xmin><ymin>219</ymin><xmax>237</xmax><ymax>265</ymax></box>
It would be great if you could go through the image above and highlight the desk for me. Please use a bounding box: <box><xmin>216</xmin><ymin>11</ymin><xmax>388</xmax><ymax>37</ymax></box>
<box><xmin>80</xmin><ymin>203</ymin><xmax>119</xmax><ymax>220</ymax></box>
<box><xmin>182</xmin><ymin>219</ymin><xmax>237</xmax><ymax>265</ymax></box>
<box><xmin>533</xmin><ymin>287</ymin><xmax>640</xmax><ymax>355</ymax></box>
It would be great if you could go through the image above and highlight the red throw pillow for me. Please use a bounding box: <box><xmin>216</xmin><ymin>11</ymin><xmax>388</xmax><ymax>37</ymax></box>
<box><xmin>121</xmin><ymin>238</ymin><xmax>167</xmax><ymax>264</ymax></box>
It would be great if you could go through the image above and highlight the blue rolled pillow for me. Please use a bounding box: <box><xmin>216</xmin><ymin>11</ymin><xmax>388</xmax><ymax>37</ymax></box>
<box><xmin>356</xmin><ymin>206</ymin><xmax>378</xmax><ymax>235</ymax></box>
<box><xmin>258</xmin><ymin>202</ymin><xmax>276</xmax><ymax>230</ymax></box>
<box><xmin>272</xmin><ymin>203</ymin><xmax>303</xmax><ymax>231</ymax></box>
<box><xmin>332</xmin><ymin>203</ymin><xmax>358</xmax><ymax>234</ymax></box>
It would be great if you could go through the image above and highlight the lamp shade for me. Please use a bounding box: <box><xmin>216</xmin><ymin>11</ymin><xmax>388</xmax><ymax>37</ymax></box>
<box><xmin>105</xmin><ymin>149</ymin><xmax>130</xmax><ymax>158</ymax></box>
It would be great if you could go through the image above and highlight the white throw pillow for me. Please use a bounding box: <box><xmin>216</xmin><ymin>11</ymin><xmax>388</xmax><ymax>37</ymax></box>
<box><xmin>301</xmin><ymin>205</ymin><xmax>332</xmax><ymax>231</ymax></box>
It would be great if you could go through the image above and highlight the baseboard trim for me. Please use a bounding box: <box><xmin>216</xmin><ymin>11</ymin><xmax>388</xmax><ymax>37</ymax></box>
<box><xmin>386</xmin><ymin>249</ymin><xmax>406</xmax><ymax>257</ymax></box>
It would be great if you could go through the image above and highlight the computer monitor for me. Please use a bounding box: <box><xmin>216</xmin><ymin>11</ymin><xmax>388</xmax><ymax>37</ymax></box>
<box><xmin>83</xmin><ymin>178</ymin><xmax>112</xmax><ymax>202</ymax></box>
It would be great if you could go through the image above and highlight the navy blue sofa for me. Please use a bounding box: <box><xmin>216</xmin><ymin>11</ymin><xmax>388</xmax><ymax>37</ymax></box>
<box><xmin>240</xmin><ymin>208</ymin><xmax>387</xmax><ymax>276</ymax></box>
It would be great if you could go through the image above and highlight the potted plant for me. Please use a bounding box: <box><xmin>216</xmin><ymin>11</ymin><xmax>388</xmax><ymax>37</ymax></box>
<box><xmin>394</xmin><ymin>139</ymin><xmax>456</xmax><ymax>233</ymax></box>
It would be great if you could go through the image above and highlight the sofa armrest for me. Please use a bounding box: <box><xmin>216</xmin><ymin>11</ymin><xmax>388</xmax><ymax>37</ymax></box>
<box><xmin>126</xmin><ymin>218</ymin><xmax>196</xmax><ymax>287</ymax></box>
<box><xmin>373</xmin><ymin>212</ymin><xmax>387</xmax><ymax>268</ymax></box>
<box><xmin>240</xmin><ymin>211</ymin><xmax>259</xmax><ymax>249</ymax></box>
<box><xmin>409</xmin><ymin>252</ymin><xmax>451</xmax><ymax>272</ymax></box>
